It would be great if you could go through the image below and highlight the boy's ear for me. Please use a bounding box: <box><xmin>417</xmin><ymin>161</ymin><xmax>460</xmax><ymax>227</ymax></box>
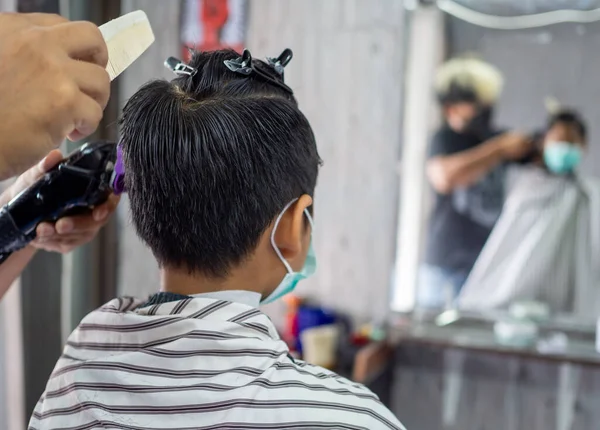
<box><xmin>296</xmin><ymin>194</ymin><xmax>313</xmax><ymax>216</ymax></box>
<box><xmin>273</xmin><ymin>195</ymin><xmax>313</xmax><ymax>258</ymax></box>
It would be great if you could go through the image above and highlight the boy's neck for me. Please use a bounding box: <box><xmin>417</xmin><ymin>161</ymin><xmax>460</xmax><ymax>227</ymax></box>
<box><xmin>160</xmin><ymin>266</ymin><xmax>267</xmax><ymax>297</ymax></box>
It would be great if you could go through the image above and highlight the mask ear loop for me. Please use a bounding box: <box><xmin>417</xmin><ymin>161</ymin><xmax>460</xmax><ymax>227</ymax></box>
<box><xmin>270</xmin><ymin>198</ymin><xmax>314</xmax><ymax>274</ymax></box>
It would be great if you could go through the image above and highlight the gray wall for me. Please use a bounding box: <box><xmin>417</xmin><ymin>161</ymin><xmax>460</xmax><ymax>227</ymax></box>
<box><xmin>248</xmin><ymin>0</ymin><xmax>405</xmax><ymax>325</ymax></box>
<box><xmin>449</xmin><ymin>17</ymin><xmax>600</xmax><ymax>175</ymax></box>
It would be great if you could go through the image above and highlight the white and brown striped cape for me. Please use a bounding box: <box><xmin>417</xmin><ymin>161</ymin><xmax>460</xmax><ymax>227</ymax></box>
<box><xmin>29</xmin><ymin>296</ymin><xmax>405</xmax><ymax>430</ymax></box>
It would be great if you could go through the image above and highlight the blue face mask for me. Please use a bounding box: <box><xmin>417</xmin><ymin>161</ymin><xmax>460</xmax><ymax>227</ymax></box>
<box><xmin>544</xmin><ymin>141</ymin><xmax>583</xmax><ymax>175</ymax></box>
<box><xmin>261</xmin><ymin>200</ymin><xmax>316</xmax><ymax>305</ymax></box>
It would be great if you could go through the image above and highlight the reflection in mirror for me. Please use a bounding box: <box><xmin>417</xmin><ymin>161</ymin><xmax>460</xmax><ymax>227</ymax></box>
<box><xmin>392</xmin><ymin>5</ymin><xmax>600</xmax><ymax>330</ymax></box>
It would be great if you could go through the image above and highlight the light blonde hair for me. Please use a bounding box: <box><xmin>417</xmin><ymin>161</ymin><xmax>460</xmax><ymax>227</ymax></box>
<box><xmin>435</xmin><ymin>54</ymin><xmax>504</xmax><ymax>105</ymax></box>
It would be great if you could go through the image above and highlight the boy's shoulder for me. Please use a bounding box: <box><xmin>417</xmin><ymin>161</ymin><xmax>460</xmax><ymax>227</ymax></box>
<box><xmin>279</xmin><ymin>358</ymin><xmax>405</xmax><ymax>429</ymax></box>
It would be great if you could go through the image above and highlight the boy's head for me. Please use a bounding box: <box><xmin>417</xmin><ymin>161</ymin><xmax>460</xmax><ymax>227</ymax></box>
<box><xmin>544</xmin><ymin>110</ymin><xmax>587</xmax><ymax>149</ymax></box>
<box><xmin>120</xmin><ymin>49</ymin><xmax>321</xmax><ymax>298</ymax></box>
<box><xmin>543</xmin><ymin>110</ymin><xmax>587</xmax><ymax>174</ymax></box>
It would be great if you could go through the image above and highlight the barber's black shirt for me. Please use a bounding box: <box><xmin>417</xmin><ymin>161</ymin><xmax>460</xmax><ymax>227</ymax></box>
<box><xmin>424</xmin><ymin>126</ymin><xmax>506</xmax><ymax>273</ymax></box>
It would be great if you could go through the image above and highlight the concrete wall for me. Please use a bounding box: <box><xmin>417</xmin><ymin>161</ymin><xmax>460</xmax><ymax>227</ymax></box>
<box><xmin>247</xmin><ymin>0</ymin><xmax>405</xmax><ymax>325</ymax></box>
<box><xmin>392</xmin><ymin>7</ymin><xmax>445</xmax><ymax>312</ymax></box>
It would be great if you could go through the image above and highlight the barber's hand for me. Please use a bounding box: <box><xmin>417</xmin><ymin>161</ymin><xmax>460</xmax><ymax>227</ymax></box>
<box><xmin>0</xmin><ymin>150</ymin><xmax>119</xmax><ymax>254</ymax></box>
<box><xmin>0</xmin><ymin>13</ymin><xmax>110</xmax><ymax>180</ymax></box>
<box><xmin>499</xmin><ymin>132</ymin><xmax>533</xmax><ymax>161</ymax></box>
<box><xmin>32</xmin><ymin>195</ymin><xmax>118</xmax><ymax>254</ymax></box>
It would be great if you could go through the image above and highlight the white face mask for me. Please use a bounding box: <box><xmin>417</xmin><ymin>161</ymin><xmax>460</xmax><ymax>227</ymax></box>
<box><xmin>261</xmin><ymin>199</ymin><xmax>316</xmax><ymax>305</ymax></box>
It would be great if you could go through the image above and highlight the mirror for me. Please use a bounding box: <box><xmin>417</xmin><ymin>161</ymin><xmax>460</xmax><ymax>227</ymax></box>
<box><xmin>393</xmin><ymin>3</ymin><xmax>600</xmax><ymax>325</ymax></box>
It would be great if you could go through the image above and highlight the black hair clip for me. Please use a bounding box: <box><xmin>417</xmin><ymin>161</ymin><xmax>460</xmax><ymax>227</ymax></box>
<box><xmin>223</xmin><ymin>48</ymin><xmax>294</xmax><ymax>94</ymax></box>
<box><xmin>164</xmin><ymin>56</ymin><xmax>198</xmax><ymax>77</ymax></box>
<box><xmin>267</xmin><ymin>48</ymin><xmax>293</xmax><ymax>76</ymax></box>
<box><xmin>223</xmin><ymin>49</ymin><xmax>253</xmax><ymax>75</ymax></box>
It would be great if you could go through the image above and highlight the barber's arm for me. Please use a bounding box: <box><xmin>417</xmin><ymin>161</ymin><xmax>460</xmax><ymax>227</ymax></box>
<box><xmin>0</xmin><ymin>150</ymin><xmax>118</xmax><ymax>300</ymax></box>
<box><xmin>0</xmin><ymin>13</ymin><xmax>110</xmax><ymax>180</ymax></box>
<box><xmin>427</xmin><ymin>132</ymin><xmax>532</xmax><ymax>194</ymax></box>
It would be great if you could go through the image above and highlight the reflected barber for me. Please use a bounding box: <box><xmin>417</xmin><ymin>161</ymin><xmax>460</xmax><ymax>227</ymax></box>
<box><xmin>420</xmin><ymin>56</ymin><xmax>533</xmax><ymax>309</ymax></box>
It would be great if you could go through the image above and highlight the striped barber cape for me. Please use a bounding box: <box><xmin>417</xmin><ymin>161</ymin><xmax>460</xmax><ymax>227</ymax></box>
<box><xmin>29</xmin><ymin>296</ymin><xmax>405</xmax><ymax>430</ymax></box>
<box><xmin>459</xmin><ymin>169</ymin><xmax>600</xmax><ymax>316</ymax></box>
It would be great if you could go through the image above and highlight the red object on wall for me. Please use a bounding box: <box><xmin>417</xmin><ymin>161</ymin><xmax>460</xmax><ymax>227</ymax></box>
<box><xmin>181</xmin><ymin>0</ymin><xmax>247</xmax><ymax>63</ymax></box>
<box><xmin>201</xmin><ymin>0</ymin><xmax>229</xmax><ymax>52</ymax></box>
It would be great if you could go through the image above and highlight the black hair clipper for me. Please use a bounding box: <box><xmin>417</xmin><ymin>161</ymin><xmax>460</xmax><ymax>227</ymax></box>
<box><xmin>516</xmin><ymin>131</ymin><xmax>544</xmax><ymax>165</ymax></box>
<box><xmin>0</xmin><ymin>141</ymin><xmax>118</xmax><ymax>264</ymax></box>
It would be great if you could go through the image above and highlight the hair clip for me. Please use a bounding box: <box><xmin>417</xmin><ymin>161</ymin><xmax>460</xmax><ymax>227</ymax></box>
<box><xmin>223</xmin><ymin>48</ymin><xmax>294</xmax><ymax>95</ymax></box>
<box><xmin>223</xmin><ymin>49</ymin><xmax>253</xmax><ymax>75</ymax></box>
<box><xmin>164</xmin><ymin>56</ymin><xmax>198</xmax><ymax>77</ymax></box>
<box><xmin>267</xmin><ymin>49</ymin><xmax>293</xmax><ymax>75</ymax></box>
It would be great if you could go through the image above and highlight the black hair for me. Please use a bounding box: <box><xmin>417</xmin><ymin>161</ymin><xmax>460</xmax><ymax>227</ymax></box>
<box><xmin>120</xmin><ymin>49</ymin><xmax>321</xmax><ymax>277</ymax></box>
<box><xmin>547</xmin><ymin>110</ymin><xmax>587</xmax><ymax>142</ymax></box>
<box><xmin>437</xmin><ymin>82</ymin><xmax>479</xmax><ymax>106</ymax></box>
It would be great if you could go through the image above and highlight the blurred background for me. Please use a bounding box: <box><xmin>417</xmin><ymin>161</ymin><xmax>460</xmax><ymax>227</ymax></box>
<box><xmin>1</xmin><ymin>0</ymin><xmax>600</xmax><ymax>429</ymax></box>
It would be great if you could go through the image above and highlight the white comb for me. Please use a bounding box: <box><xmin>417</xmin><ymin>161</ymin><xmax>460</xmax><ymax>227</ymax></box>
<box><xmin>99</xmin><ymin>10</ymin><xmax>155</xmax><ymax>81</ymax></box>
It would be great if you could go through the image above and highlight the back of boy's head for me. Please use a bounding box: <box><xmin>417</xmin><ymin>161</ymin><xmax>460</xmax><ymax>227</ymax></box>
<box><xmin>120</xmin><ymin>49</ymin><xmax>321</xmax><ymax>277</ymax></box>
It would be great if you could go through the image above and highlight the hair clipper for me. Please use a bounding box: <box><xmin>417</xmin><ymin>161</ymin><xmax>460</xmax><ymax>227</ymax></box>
<box><xmin>516</xmin><ymin>131</ymin><xmax>544</xmax><ymax>165</ymax></box>
<box><xmin>0</xmin><ymin>141</ymin><xmax>122</xmax><ymax>263</ymax></box>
